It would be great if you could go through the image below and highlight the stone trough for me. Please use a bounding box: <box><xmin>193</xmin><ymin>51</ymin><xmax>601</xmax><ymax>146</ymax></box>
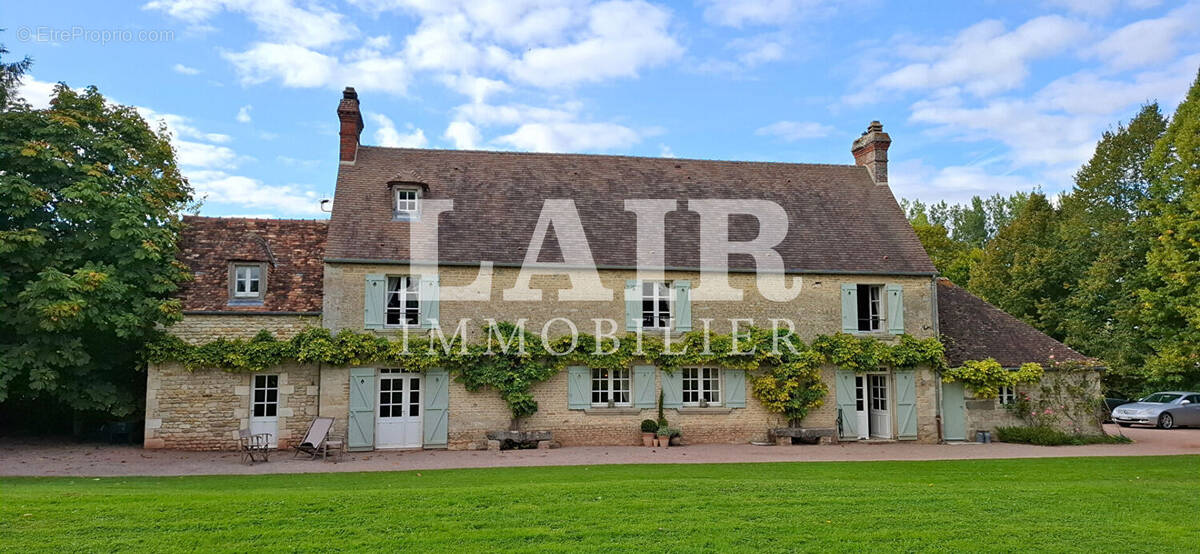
<box><xmin>769</xmin><ymin>427</ymin><xmax>837</xmax><ymax>445</ymax></box>
<box><xmin>485</xmin><ymin>430</ymin><xmax>559</xmax><ymax>451</ymax></box>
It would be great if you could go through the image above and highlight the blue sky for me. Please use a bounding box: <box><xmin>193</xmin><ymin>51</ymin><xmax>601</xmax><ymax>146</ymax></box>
<box><xmin>7</xmin><ymin>0</ymin><xmax>1199</xmax><ymax>218</ymax></box>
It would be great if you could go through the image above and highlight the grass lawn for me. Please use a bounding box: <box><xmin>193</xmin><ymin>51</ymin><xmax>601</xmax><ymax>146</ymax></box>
<box><xmin>2</xmin><ymin>456</ymin><xmax>1197</xmax><ymax>552</ymax></box>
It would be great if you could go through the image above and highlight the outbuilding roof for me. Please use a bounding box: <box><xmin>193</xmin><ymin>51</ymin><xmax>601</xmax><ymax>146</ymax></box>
<box><xmin>937</xmin><ymin>278</ymin><xmax>1089</xmax><ymax>367</ymax></box>
<box><xmin>326</xmin><ymin>147</ymin><xmax>937</xmax><ymax>275</ymax></box>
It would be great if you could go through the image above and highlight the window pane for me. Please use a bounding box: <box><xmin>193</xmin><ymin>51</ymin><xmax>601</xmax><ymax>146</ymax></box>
<box><xmin>409</xmin><ymin>404</ymin><xmax>419</xmax><ymax>417</ymax></box>
<box><xmin>266</xmin><ymin>389</ymin><xmax>277</xmax><ymax>403</ymax></box>
<box><xmin>254</xmin><ymin>389</ymin><xmax>264</xmax><ymax>402</ymax></box>
<box><xmin>379</xmin><ymin>405</ymin><xmax>390</xmax><ymax>418</ymax></box>
<box><xmin>265</xmin><ymin>404</ymin><xmax>277</xmax><ymax>417</ymax></box>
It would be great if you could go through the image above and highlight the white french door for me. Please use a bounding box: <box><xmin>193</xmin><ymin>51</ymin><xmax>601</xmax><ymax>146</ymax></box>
<box><xmin>250</xmin><ymin>374</ymin><xmax>279</xmax><ymax>447</ymax></box>
<box><xmin>854</xmin><ymin>375</ymin><xmax>869</xmax><ymax>440</ymax></box>
<box><xmin>867</xmin><ymin>373</ymin><xmax>891</xmax><ymax>439</ymax></box>
<box><xmin>376</xmin><ymin>370</ymin><xmax>423</xmax><ymax>449</ymax></box>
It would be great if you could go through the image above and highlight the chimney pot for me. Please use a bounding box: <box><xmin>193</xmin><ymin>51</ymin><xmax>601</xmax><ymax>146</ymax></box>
<box><xmin>851</xmin><ymin>121</ymin><xmax>891</xmax><ymax>185</ymax></box>
<box><xmin>338</xmin><ymin>86</ymin><xmax>363</xmax><ymax>164</ymax></box>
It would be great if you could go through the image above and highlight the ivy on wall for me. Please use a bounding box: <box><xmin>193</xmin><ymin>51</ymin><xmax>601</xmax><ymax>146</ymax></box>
<box><xmin>146</xmin><ymin>323</ymin><xmax>948</xmax><ymax>421</ymax></box>
<box><xmin>939</xmin><ymin>359</ymin><xmax>1045</xmax><ymax>398</ymax></box>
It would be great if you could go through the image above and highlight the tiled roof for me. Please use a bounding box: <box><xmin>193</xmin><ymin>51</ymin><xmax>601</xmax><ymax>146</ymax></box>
<box><xmin>177</xmin><ymin>216</ymin><xmax>326</xmax><ymax>313</ymax></box>
<box><xmin>937</xmin><ymin>278</ymin><xmax>1089</xmax><ymax>367</ymax></box>
<box><xmin>326</xmin><ymin>147</ymin><xmax>937</xmax><ymax>275</ymax></box>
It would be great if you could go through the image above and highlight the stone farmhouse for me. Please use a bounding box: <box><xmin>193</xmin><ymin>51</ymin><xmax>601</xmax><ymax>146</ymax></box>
<box><xmin>144</xmin><ymin>88</ymin><xmax>1093</xmax><ymax>451</ymax></box>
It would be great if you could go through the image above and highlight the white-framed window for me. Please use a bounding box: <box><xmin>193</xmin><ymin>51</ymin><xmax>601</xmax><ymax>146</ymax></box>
<box><xmin>393</xmin><ymin>187</ymin><xmax>421</xmax><ymax>220</ymax></box>
<box><xmin>856</xmin><ymin>284</ymin><xmax>884</xmax><ymax>331</ymax></box>
<box><xmin>590</xmin><ymin>368</ymin><xmax>631</xmax><ymax>406</ymax></box>
<box><xmin>682</xmin><ymin>367</ymin><xmax>721</xmax><ymax>406</ymax></box>
<box><xmin>252</xmin><ymin>374</ymin><xmax>278</xmax><ymax>418</ymax></box>
<box><xmin>233</xmin><ymin>264</ymin><xmax>264</xmax><ymax>299</ymax></box>
<box><xmin>385</xmin><ymin>276</ymin><xmax>421</xmax><ymax>327</ymax></box>
<box><xmin>998</xmin><ymin>385</ymin><xmax>1016</xmax><ymax>406</ymax></box>
<box><xmin>641</xmin><ymin>281</ymin><xmax>672</xmax><ymax>329</ymax></box>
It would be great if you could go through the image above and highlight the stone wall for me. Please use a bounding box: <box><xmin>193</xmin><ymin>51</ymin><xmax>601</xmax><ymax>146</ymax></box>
<box><xmin>323</xmin><ymin>264</ymin><xmax>937</xmax><ymax>341</ymax></box>
<box><xmin>169</xmin><ymin>314</ymin><xmax>320</xmax><ymax>344</ymax></box>
<box><xmin>144</xmin><ymin>361</ymin><xmax>321</xmax><ymax>450</ymax></box>
<box><xmin>965</xmin><ymin>370</ymin><xmax>1103</xmax><ymax>438</ymax></box>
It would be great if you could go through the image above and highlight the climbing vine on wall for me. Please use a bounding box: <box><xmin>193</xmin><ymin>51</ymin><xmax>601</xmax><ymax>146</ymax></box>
<box><xmin>146</xmin><ymin>323</ymin><xmax>947</xmax><ymax>420</ymax></box>
<box><xmin>939</xmin><ymin>358</ymin><xmax>1045</xmax><ymax>398</ymax></box>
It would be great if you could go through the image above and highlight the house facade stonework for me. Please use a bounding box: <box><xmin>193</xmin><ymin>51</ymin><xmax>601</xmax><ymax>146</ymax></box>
<box><xmin>144</xmin><ymin>88</ymin><xmax>1096</xmax><ymax>451</ymax></box>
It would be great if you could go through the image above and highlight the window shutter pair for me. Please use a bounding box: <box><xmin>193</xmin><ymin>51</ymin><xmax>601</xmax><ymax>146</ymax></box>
<box><xmin>839</xmin><ymin>283</ymin><xmax>904</xmax><ymax>334</ymax></box>
<box><xmin>623</xmin><ymin>279</ymin><xmax>692</xmax><ymax>332</ymax></box>
<box><xmin>567</xmin><ymin>365</ymin><xmax>659</xmax><ymax>409</ymax></box>
<box><xmin>659</xmin><ymin>369</ymin><xmax>746</xmax><ymax>409</ymax></box>
<box><xmin>363</xmin><ymin>273</ymin><xmax>440</xmax><ymax>330</ymax></box>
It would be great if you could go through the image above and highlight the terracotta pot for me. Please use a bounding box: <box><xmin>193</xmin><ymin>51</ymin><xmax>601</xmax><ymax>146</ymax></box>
<box><xmin>658</xmin><ymin>437</ymin><xmax>669</xmax><ymax>448</ymax></box>
<box><xmin>642</xmin><ymin>433</ymin><xmax>655</xmax><ymax>447</ymax></box>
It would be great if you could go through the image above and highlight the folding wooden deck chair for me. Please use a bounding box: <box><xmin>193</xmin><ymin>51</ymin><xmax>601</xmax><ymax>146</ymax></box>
<box><xmin>239</xmin><ymin>429</ymin><xmax>271</xmax><ymax>465</ymax></box>
<box><xmin>293</xmin><ymin>417</ymin><xmax>335</xmax><ymax>460</ymax></box>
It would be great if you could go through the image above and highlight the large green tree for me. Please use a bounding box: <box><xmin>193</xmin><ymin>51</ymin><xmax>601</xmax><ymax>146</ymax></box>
<box><xmin>1056</xmin><ymin>104</ymin><xmax>1167</xmax><ymax>393</ymax></box>
<box><xmin>1138</xmin><ymin>71</ymin><xmax>1200</xmax><ymax>390</ymax></box>
<box><xmin>0</xmin><ymin>83</ymin><xmax>192</xmax><ymax>418</ymax></box>
<box><xmin>968</xmin><ymin>193</ymin><xmax>1070</xmax><ymax>336</ymax></box>
<box><xmin>0</xmin><ymin>38</ymin><xmax>32</xmax><ymax>108</ymax></box>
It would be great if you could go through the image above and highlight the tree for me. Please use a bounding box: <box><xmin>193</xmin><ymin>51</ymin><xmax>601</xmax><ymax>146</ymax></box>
<box><xmin>1</xmin><ymin>38</ymin><xmax>33</xmax><ymax>109</ymax></box>
<box><xmin>1056</xmin><ymin>104</ymin><xmax>1167</xmax><ymax>394</ymax></box>
<box><xmin>969</xmin><ymin>193</ymin><xmax>1069</xmax><ymax>336</ymax></box>
<box><xmin>0</xmin><ymin>84</ymin><xmax>192</xmax><ymax>419</ymax></box>
<box><xmin>1138</xmin><ymin>70</ymin><xmax>1200</xmax><ymax>390</ymax></box>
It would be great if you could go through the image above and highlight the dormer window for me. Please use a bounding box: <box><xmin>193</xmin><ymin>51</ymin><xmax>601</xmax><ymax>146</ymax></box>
<box><xmin>230</xmin><ymin>263</ymin><xmax>266</xmax><ymax>302</ymax></box>
<box><xmin>393</xmin><ymin>186</ymin><xmax>421</xmax><ymax>221</ymax></box>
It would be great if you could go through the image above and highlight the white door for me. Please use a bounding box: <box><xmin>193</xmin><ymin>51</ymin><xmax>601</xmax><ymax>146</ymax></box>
<box><xmin>250</xmin><ymin>374</ymin><xmax>279</xmax><ymax>447</ymax></box>
<box><xmin>868</xmin><ymin>373</ymin><xmax>892</xmax><ymax>439</ymax></box>
<box><xmin>854</xmin><ymin>375</ymin><xmax>869</xmax><ymax>440</ymax></box>
<box><xmin>376</xmin><ymin>369</ymin><xmax>423</xmax><ymax>449</ymax></box>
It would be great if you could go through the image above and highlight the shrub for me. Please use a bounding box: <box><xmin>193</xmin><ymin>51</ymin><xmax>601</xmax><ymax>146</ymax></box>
<box><xmin>640</xmin><ymin>419</ymin><xmax>658</xmax><ymax>433</ymax></box>
<box><xmin>995</xmin><ymin>426</ymin><xmax>1131</xmax><ymax>446</ymax></box>
<box><xmin>656</xmin><ymin>426</ymin><xmax>672</xmax><ymax>437</ymax></box>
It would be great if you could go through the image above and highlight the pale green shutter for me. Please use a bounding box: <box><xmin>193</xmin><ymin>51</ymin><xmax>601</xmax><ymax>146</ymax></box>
<box><xmin>841</xmin><ymin>283</ymin><xmax>858</xmax><ymax>333</ymax></box>
<box><xmin>724</xmin><ymin>369</ymin><xmax>746</xmax><ymax>408</ymax></box>
<box><xmin>420</xmin><ymin>274</ymin><xmax>440</xmax><ymax>329</ymax></box>
<box><xmin>567</xmin><ymin>366</ymin><xmax>590</xmax><ymax>409</ymax></box>
<box><xmin>625</xmin><ymin>279</ymin><xmax>640</xmax><ymax>332</ymax></box>
<box><xmin>674</xmin><ymin>280</ymin><xmax>692</xmax><ymax>332</ymax></box>
<box><xmin>423</xmin><ymin>368</ymin><xmax>449</xmax><ymax>448</ymax></box>
<box><xmin>895</xmin><ymin>370</ymin><xmax>917</xmax><ymax>440</ymax></box>
<box><xmin>661</xmin><ymin>370</ymin><xmax>682</xmax><ymax>409</ymax></box>
<box><xmin>348</xmin><ymin>368</ymin><xmax>376</xmax><ymax>451</ymax></box>
<box><xmin>887</xmin><ymin>284</ymin><xmax>904</xmax><ymax>335</ymax></box>
<box><xmin>364</xmin><ymin>274</ymin><xmax>386</xmax><ymax>330</ymax></box>
<box><xmin>633</xmin><ymin>365</ymin><xmax>656</xmax><ymax>408</ymax></box>
<box><xmin>836</xmin><ymin>369</ymin><xmax>858</xmax><ymax>440</ymax></box>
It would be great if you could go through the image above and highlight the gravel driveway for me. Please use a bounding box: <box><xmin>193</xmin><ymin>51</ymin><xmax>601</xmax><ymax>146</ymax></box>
<box><xmin>2</xmin><ymin>425</ymin><xmax>1196</xmax><ymax>477</ymax></box>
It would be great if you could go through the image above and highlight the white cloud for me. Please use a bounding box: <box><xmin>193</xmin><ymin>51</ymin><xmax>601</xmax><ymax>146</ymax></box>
<box><xmin>145</xmin><ymin>0</ymin><xmax>357</xmax><ymax>47</ymax></box>
<box><xmin>14</xmin><ymin>76</ymin><xmax>60</xmax><ymax>109</ymax></box>
<box><xmin>174</xmin><ymin>140</ymin><xmax>240</xmax><ymax>168</ymax></box>
<box><xmin>889</xmin><ymin>159</ymin><xmax>1037</xmax><ymax>203</ymax></box>
<box><xmin>172</xmin><ymin>63</ymin><xmax>201</xmax><ymax>75</ymax></box>
<box><xmin>1091</xmin><ymin>2</ymin><xmax>1200</xmax><ymax>70</ymax></box>
<box><xmin>187</xmin><ymin>169</ymin><xmax>325</xmax><ymax>215</ymax></box>
<box><xmin>877</xmin><ymin>16</ymin><xmax>1090</xmax><ymax>97</ymax></box>
<box><xmin>1043</xmin><ymin>0</ymin><xmax>1161</xmax><ymax>17</ymax></box>
<box><xmin>496</xmin><ymin>121</ymin><xmax>640</xmax><ymax>152</ymax></box>
<box><xmin>444</xmin><ymin>120</ymin><xmax>482</xmax><ymax>149</ymax></box>
<box><xmin>701</xmin><ymin>0</ymin><xmax>840</xmax><ymax>27</ymax></box>
<box><xmin>369</xmin><ymin>113</ymin><xmax>430</xmax><ymax>148</ymax></box>
<box><xmin>223</xmin><ymin>43</ymin><xmax>340</xmax><ymax>88</ymax></box>
<box><xmin>236</xmin><ymin>105</ymin><xmax>252</xmax><ymax>123</ymax></box>
<box><xmin>755</xmin><ymin>120</ymin><xmax>834</xmax><ymax>141</ymax></box>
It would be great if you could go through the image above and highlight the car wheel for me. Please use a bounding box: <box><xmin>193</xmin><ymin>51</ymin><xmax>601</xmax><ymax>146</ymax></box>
<box><xmin>1157</xmin><ymin>413</ymin><xmax>1174</xmax><ymax>429</ymax></box>
<box><xmin>1118</xmin><ymin>423</ymin><xmax>1131</xmax><ymax>428</ymax></box>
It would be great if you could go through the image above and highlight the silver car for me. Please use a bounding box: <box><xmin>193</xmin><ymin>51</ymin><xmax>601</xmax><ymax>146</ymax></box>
<box><xmin>1111</xmin><ymin>392</ymin><xmax>1200</xmax><ymax>429</ymax></box>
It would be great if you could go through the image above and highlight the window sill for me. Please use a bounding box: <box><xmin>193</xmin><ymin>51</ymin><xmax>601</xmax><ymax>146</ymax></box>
<box><xmin>584</xmin><ymin>407</ymin><xmax>641</xmax><ymax>415</ymax></box>
<box><xmin>677</xmin><ymin>407</ymin><xmax>733</xmax><ymax>415</ymax></box>
<box><xmin>850</xmin><ymin>331</ymin><xmax>897</xmax><ymax>339</ymax></box>
<box><xmin>227</xmin><ymin>299</ymin><xmax>265</xmax><ymax>306</ymax></box>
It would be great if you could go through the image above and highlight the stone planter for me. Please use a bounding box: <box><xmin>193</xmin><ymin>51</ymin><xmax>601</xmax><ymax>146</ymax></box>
<box><xmin>642</xmin><ymin>433</ymin><xmax>655</xmax><ymax>447</ymax></box>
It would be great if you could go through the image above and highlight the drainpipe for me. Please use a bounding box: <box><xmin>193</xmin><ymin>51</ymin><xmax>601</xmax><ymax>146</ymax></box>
<box><xmin>931</xmin><ymin>276</ymin><xmax>944</xmax><ymax>443</ymax></box>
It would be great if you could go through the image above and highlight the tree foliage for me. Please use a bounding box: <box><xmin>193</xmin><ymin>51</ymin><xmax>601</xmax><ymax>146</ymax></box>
<box><xmin>0</xmin><ymin>84</ymin><xmax>192</xmax><ymax>417</ymax></box>
<box><xmin>0</xmin><ymin>38</ymin><xmax>32</xmax><ymax>109</ymax></box>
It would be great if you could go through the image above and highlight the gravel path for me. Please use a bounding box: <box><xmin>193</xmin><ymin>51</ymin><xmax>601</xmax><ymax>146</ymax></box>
<box><xmin>2</xmin><ymin>425</ymin><xmax>1196</xmax><ymax>477</ymax></box>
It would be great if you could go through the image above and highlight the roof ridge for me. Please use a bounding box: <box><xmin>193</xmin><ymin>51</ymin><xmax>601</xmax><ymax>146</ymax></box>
<box><xmin>357</xmin><ymin>145</ymin><xmax>867</xmax><ymax>171</ymax></box>
<box><xmin>183</xmin><ymin>215</ymin><xmax>329</xmax><ymax>224</ymax></box>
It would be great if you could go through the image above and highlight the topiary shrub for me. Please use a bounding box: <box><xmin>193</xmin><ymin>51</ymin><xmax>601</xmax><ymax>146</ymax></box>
<box><xmin>640</xmin><ymin>419</ymin><xmax>658</xmax><ymax>433</ymax></box>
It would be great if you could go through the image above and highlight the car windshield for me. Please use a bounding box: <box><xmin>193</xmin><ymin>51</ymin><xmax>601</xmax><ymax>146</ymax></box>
<box><xmin>1141</xmin><ymin>393</ymin><xmax>1181</xmax><ymax>403</ymax></box>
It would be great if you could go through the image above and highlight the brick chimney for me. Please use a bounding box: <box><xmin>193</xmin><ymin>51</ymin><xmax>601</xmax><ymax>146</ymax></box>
<box><xmin>851</xmin><ymin>121</ymin><xmax>891</xmax><ymax>185</ymax></box>
<box><xmin>337</xmin><ymin>87</ymin><xmax>363</xmax><ymax>164</ymax></box>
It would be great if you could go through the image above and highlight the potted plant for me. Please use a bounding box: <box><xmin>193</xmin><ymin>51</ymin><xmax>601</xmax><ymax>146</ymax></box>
<box><xmin>669</xmin><ymin>427</ymin><xmax>682</xmax><ymax>446</ymax></box>
<box><xmin>656</xmin><ymin>425</ymin><xmax>672</xmax><ymax>448</ymax></box>
<box><xmin>640</xmin><ymin>419</ymin><xmax>658</xmax><ymax>447</ymax></box>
